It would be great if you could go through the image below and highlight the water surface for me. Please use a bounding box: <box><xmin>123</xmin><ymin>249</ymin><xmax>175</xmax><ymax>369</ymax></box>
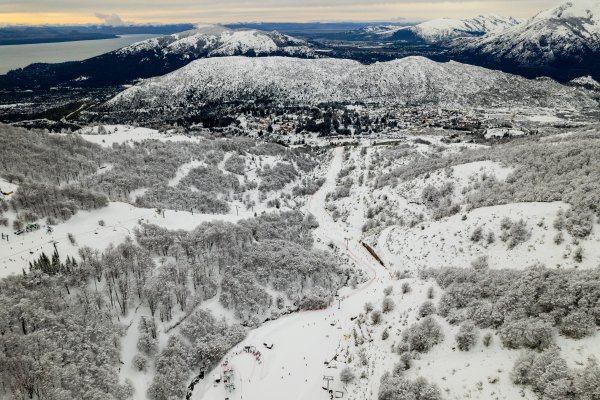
<box><xmin>0</xmin><ymin>34</ymin><xmax>157</xmax><ymax>74</ymax></box>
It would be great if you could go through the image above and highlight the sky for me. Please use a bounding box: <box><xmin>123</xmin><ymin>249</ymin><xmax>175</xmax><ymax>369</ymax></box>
<box><xmin>0</xmin><ymin>0</ymin><xmax>563</xmax><ymax>25</ymax></box>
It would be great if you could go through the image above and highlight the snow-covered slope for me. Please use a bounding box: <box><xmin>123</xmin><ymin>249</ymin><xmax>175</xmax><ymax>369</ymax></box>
<box><xmin>455</xmin><ymin>0</ymin><xmax>600</xmax><ymax>72</ymax></box>
<box><xmin>354</xmin><ymin>15</ymin><xmax>521</xmax><ymax>42</ymax></box>
<box><xmin>108</xmin><ymin>56</ymin><xmax>594</xmax><ymax>110</ymax></box>
<box><xmin>117</xmin><ymin>25</ymin><xmax>314</xmax><ymax>58</ymax></box>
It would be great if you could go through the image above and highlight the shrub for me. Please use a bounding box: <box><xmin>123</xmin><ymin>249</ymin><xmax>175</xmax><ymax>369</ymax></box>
<box><xmin>471</xmin><ymin>226</ymin><xmax>483</xmax><ymax>242</ymax></box>
<box><xmin>133</xmin><ymin>354</ymin><xmax>148</xmax><ymax>371</ymax></box>
<box><xmin>68</xmin><ymin>233</ymin><xmax>76</xmax><ymax>245</ymax></box>
<box><xmin>340</xmin><ymin>367</ymin><xmax>355</xmax><ymax>385</ymax></box>
<box><xmin>12</xmin><ymin>219</ymin><xmax>23</xmax><ymax>231</ymax></box>
<box><xmin>559</xmin><ymin>311</ymin><xmax>595</xmax><ymax>339</ymax></box>
<box><xmin>565</xmin><ymin>209</ymin><xmax>594</xmax><ymax>238</ymax></box>
<box><xmin>573</xmin><ymin>246</ymin><xmax>584</xmax><ymax>263</ymax></box>
<box><xmin>371</xmin><ymin>310</ymin><xmax>382</xmax><ymax>325</ymax></box>
<box><xmin>384</xmin><ymin>286</ymin><xmax>393</xmax><ymax>296</ymax></box>
<box><xmin>401</xmin><ymin>282</ymin><xmax>411</xmax><ymax>294</ymax></box>
<box><xmin>418</xmin><ymin>301</ymin><xmax>436</xmax><ymax>318</ymax></box>
<box><xmin>553</xmin><ymin>231</ymin><xmax>564</xmax><ymax>245</ymax></box>
<box><xmin>456</xmin><ymin>321</ymin><xmax>478</xmax><ymax>351</ymax></box>
<box><xmin>402</xmin><ymin>317</ymin><xmax>443</xmax><ymax>353</ymax></box>
<box><xmin>500</xmin><ymin>318</ymin><xmax>553</xmax><ymax>350</ymax></box>
<box><xmin>427</xmin><ymin>286</ymin><xmax>435</xmax><ymax>299</ymax></box>
<box><xmin>365</xmin><ymin>302</ymin><xmax>374</xmax><ymax>313</ymax></box>
<box><xmin>399</xmin><ymin>352</ymin><xmax>412</xmax><ymax>371</ymax></box>
<box><xmin>471</xmin><ymin>255</ymin><xmax>489</xmax><ymax>271</ymax></box>
<box><xmin>382</xmin><ymin>328</ymin><xmax>389</xmax><ymax>340</ymax></box>
<box><xmin>378</xmin><ymin>374</ymin><xmax>442</xmax><ymax>400</ymax></box>
<box><xmin>382</xmin><ymin>297</ymin><xmax>395</xmax><ymax>313</ymax></box>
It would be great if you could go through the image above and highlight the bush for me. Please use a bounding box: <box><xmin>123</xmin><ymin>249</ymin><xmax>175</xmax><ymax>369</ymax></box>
<box><xmin>565</xmin><ymin>209</ymin><xmax>594</xmax><ymax>238</ymax></box>
<box><xmin>371</xmin><ymin>310</ymin><xmax>382</xmax><ymax>325</ymax></box>
<box><xmin>402</xmin><ymin>317</ymin><xmax>443</xmax><ymax>353</ymax></box>
<box><xmin>456</xmin><ymin>321</ymin><xmax>478</xmax><ymax>351</ymax></box>
<box><xmin>398</xmin><ymin>352</ymin><xmax>412</xmax><ymax>371</ymax></box>
<box><xmin>501</xmin><ymin>219</ymin><xmax>531</xmax><ymax>249</ymax></box>
<box><xmin>384</xmin><ymin>286</ymin><xmax>393</xmax><ymax>296</ymax></box>
<box><xmin>340</xmin><ymin>367</ymin><xmax>355</xmax><ymax>385</ymax></box>
<box><xmin>573</xmin><ymin>246</ymin><xmax>584</xmax><ymax>263</ymax></box>
<box><xmin>427</xmin><ymin>287</ymin><xmax>435</xmax><ymax>299</ymax></box>
<box><xmin>382</xmin><ymin>297</ymin><xmax>395</xmax><ymax>313</ymax></box>
<box><xmin>418</xmin><ymin>301</ymin><xmax>436</xmax><ymax>318</ymax></box>
<box><xmin>401</xmin><ymin>282</ymin><xmax>411</xmax><ymax>294</ymax></box>
<box><xmin>133</xmin><ymin>354</ymin><xmax>148</xmax><ymax>371</ymax></box>
<box><xmin>382</xmin><ymin>328</ymin><xmax>389</xmax><ymax>340</ymax></box>
<box><xmin>471</xmin><ymin>255</ymin><xmax>489</xmax><ymax>271</ymax></box>
<box><xmin>68</xmin><ymin>233</ymin><xmax>76</xmax><ymax>245</ymax></box>
<box><xmin>500</xmin><ymin>318</ymin><xmax>553</xmax><ymax>350</ymax></box>
<box><xmin>471</xmin><ymin>226</ymin><xmax>483</xmax><ymax>242</ymax></box>
<box><xmin>364</xmin><ymin>302</ymin><xmax>374</xmax><ymax>313</ymax></box>
<box><xmin>553</xmin><ymin>231</ymin><xmax>564</xmax><ymax>245</ymax></box>
<box><xmin>378</xmin><ymin>374</ymin><xmax>442</xmax><ymax>400</ymax></box>
<box><xmin>12</xmin><ymin>219</ymin><xmax>23</xmax><ymax>231</ymax></box>
<box><xmin>559</xmin><ymin>311</ymin><xmax>595</xmax><ymax>339</ymax></box>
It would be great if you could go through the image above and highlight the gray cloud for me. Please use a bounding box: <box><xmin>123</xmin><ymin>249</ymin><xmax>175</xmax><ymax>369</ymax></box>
<box><xmin>94</xmin><ymin>12</ymin><xmax>126</xmax><ymax>26</ymax></box>
<box><xmin>0</xmin><ymin>0</ymin><xmax>562</xmax><ymax>24</ymax></box>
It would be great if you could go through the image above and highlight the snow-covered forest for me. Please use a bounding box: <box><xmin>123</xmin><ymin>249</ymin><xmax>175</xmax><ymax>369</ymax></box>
<box><xmin>1</xmin><ymin>3</ymin><xmax>600</xmax><ymax>396</ymax></box>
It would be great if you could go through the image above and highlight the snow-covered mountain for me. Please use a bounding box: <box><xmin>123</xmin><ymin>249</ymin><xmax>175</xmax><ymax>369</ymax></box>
<box><xmin>108</xmin><ymin>56</ymin><xmax>594</xmax><ymax>110</ymax></box>
<box><xmin>117</xmin><ymin>25</ymin><xmax>314</xmax><ymax>58</ymax></box>
<box><xmin>0</xmin><ymin>25</ymin><xmax>316</xmax><ymax>89</ymax></box>
<box><xmin>454</xmin><ymin>0</ymin><xmax>600</xmax><ymax>79</ymax></box>
<box><xmin>352</xmin><ymin>15</ymin><xmax>521</xmax><ymax>42</ymax></box>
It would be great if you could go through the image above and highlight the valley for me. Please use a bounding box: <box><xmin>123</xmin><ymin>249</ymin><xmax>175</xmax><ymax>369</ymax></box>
<box><xmin>2</xmin><ymin>1</ymin><xmax>600</xmax><ymax>400</ymax></box>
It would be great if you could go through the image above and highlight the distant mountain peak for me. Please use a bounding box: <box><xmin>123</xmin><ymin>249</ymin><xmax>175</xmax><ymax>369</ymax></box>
<box><xmin>351</xmin><ymin>15</ymin><xmax>521</xmax><ymax>43</ymax></box>
<box><xmin>453</xmin><ymin>0</ymin><xmax>600</xmax><ymax>79</ymax></box>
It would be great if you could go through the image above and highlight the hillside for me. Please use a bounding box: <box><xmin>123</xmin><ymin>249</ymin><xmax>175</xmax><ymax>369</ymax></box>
<box><xmin>107</xmin><ymin>56</ymin><xmax>595</xmax><ymax>111</ymax></box>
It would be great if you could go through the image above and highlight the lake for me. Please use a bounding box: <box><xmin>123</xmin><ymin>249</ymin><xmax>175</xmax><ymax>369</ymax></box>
<box><xmin>0</xmin><ymin>34</ymin><xmax>158</xmax><ymax>74</ymax></box>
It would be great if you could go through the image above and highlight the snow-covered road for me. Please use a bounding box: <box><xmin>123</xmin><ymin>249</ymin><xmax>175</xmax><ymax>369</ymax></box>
<box><xmin>193</xmin><ymin>147</ymin><xmax>390</xmax><ymax>400</ymax></box>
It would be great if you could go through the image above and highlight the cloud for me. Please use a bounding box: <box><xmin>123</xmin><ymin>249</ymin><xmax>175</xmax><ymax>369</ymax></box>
<box><xmin>94</xmin><ymin>12</ymin><xmax>125</xmax><ymax>26</ymax></box>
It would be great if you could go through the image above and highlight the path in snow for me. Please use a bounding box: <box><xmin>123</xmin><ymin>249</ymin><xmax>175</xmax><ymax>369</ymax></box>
<box><xmin>193</xmin><ymin>147</ymin><xmax>391</xmax><ymax>400</ymax></box>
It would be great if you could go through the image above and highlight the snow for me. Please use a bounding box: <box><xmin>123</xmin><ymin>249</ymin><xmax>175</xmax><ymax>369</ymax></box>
<box><xmin>358</xmin><ymin>15</ymin><xmax>521</xmax><ymax>42</ymax></box>
<box><xmin>108</xmin><ymin>56</ymin><xmax>595</xmax><ymax>112</ymax></box>
<box><xmin>412</xmin><ymin>15</ymin><xmax>522</xmax><ymax>42</ymax></box>
<box><xmin>461</xmin><ymin>0</ymin><xmax>600</xmax><ymax>66</ymax></box>
<box><xmin>115</xmin><ymin>25</ymin><xmax>311</xmax><ymax>58</ymax></box>
<box><xmin>192</xmin><ymin>147</ymin><xmax>391</xmax><ymax>400</ymax></box>
<box><xmin>168</xmin><ymin>160</ymin><xmax>208</xmax><ymax>187</ymax></box>
<box><xmin>0</xmin><ymin>202</ymin><xmax>249</xmax><ymax>279</ymax></box>
<box><xmin>74</xmin><ymin>125</ymin><xmax>201</xmax><ymax>147</ymax></box>
<box><xmin>527</xmin><ymin>114</ymin><xmax>564</xmax><ymax>123</ymax></box>
<box><xmin>382</xmin><ymin>201</ymin><xmax>600</xmax><ymax>272</ymax></box>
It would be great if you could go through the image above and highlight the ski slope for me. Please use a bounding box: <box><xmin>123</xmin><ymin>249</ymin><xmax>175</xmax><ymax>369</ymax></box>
<box><xmin>193</xmin><ymin>147</ymin><xmax>391</xmax><ymax>400</ymax></box>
